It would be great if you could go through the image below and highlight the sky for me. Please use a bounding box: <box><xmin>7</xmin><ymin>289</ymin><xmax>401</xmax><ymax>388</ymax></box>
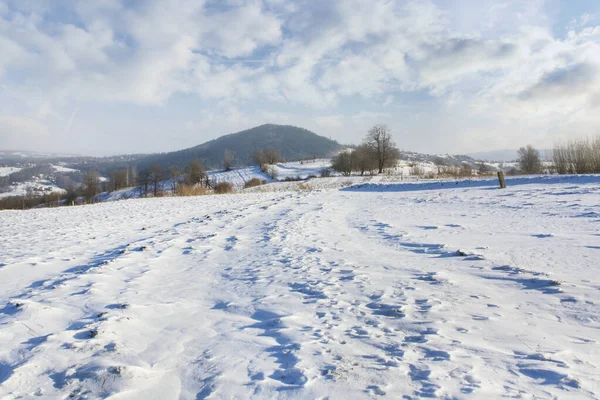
<box><xmin>0</xmin><ymin>0</ymin><xmax>599</xmax><ymax>156</ymax></box>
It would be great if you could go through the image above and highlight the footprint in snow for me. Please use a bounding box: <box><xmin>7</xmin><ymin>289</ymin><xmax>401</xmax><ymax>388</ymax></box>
<box><xmin>366</xmin><ymin>385</ymin><xmax>386</xmax><ymax>396</ymax></box>
<box><xmin>224</xmin><ymin>236</ymin><xmax>237</xmax><ymax>251</ymax></box>
<box><xmin>418</xmin><ymin>225</ymin><xmax>439</xmax><ymax>230</ymax></box>
<box><xmin>423</xmin><ymin>349</ymin><xmax>451</xmax><ymax>361</ymax></box>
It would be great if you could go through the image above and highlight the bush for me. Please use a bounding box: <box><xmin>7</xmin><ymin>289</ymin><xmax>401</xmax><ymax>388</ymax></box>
<box><xmin>283</xmin><ymin>175</ymin><xmax>302</xmax><ymax>182</ymax></box>
<box><xmin>331</xmin><ymin>152</ymin><xmax>353</xmax><ymax>176</ymax></box>
<box><xmin>175</xmin><ymin>184</ymin><xmax>209</xmax><ymax>196</ymax></box>
<box><xmin>214</xmin><ymin>182</ymin><xmax>234</xmax><ymax>194</ymax></box>
<box><xmin>410</xmin><ymin>165</ymin><xmax>424</xmax><ymax>176</ymax></box>
<box><xmin>517</xmin><ymin>145</ymin><xmax>542</xmax><ymax>174</ymax></box>
<box><xmin>320</xmin><ymin>167</ymin><xmax>332</xmax><ymax>177</ymax></box>
<box><xmin>553</xmin><ymin>136</ymin><xmax>600</xmax><ymax>174</ymax></box>
<box><xmin>244</xmin><ymin>178</ymin><xmax>263</xmax><ymax>188</ymax></box>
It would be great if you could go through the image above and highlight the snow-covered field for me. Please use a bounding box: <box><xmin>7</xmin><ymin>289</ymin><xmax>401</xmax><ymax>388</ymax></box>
<box><xmin>1</xmin><ymin>177</ymin><xmax>599</xmax><ymax>399</ymax></box>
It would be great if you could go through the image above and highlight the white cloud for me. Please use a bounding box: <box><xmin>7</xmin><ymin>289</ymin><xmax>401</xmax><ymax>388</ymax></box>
<box><xmin>1</xmin><ymin>0</ymin><xmax>600</xmax><ymax>154</ymax></box>
<box><xmin>0</xmin><ymin>115</ymin><xmax>49</xmax><ymax>150</ymax></box>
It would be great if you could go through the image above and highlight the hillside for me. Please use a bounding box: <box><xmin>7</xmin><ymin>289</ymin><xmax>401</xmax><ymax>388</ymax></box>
<box><xmin>136</xmin><ymin>124</ymin><xmax>342</xmax><ymax>170</ymax></box>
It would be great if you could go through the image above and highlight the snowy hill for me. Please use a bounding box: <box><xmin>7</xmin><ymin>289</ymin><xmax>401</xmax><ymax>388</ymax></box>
<box><xmin>1</xmin><ymin>176</ymin><xmax>599</xmax><ymax>398</ymax></box>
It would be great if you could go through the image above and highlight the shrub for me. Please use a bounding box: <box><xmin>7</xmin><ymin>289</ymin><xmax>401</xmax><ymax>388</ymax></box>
<box><xmin>214</xmin><ymin>182</ymin><xmax>234</xmax><ymax>194</ymax></box>
<box><xmin>410</xmin><ymin>165</ymin><xmax>424</xmax><ymax>176</ymax></box>
<box><xmin>244</xmin><ymin>178</ymin><xmax>263</xmax><ymax>188</ymax></box>
<box><xmin>331</xmin><ymin>152</ymin><xmax>353</xmax><ymax>176</ymax></box>
<box><xmin>320</xmin><ymin>167</ymin><xmax>332</xmax><ymax>177</ymax></box>
<box><xmin>283</xmin><ymin>175</ymin><xmax>302</xmax><ymax>182</ymax></box>
<box><xmin>553</xmin><ymin>136</ymin><xmax>600</xmax><ymax>174</ymax></box>
<box><xmin>517</xmin><ymin>145</ymin><xmax>542</xmax><ymax>174</ymax></box>
<box><xmin>175</xmin><ymin>184</ymin><xmax>209</xmax><ymax>196</ymax></box>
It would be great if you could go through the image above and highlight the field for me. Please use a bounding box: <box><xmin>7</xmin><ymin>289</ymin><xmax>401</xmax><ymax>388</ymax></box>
<box><xmin>1</xmin><ymin>176</ymin><xmax>599</xmax><ymax>399</ymax></box>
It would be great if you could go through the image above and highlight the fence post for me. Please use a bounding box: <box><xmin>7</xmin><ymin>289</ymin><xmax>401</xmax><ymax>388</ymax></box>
<box><xmin>497</xmin><ymin>171</ymin><xmax>506</xmax><ymax>189</ymax></box>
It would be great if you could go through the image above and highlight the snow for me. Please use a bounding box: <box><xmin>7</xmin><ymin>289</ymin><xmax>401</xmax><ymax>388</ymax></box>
<box><xmin>2</xmin><ymin>177</ymin><xmax>599</xmax><ymax>399</ymax></box>
<box><xmin>208</xmin><ymin>165</ymin><xmax>272</xmax><ymax>189</ymax></box>
<box><xmin>51</xmin><ymin>164</ymin><xmax>79</xmax><ymax>173</ymax></box>
<box><xmin>0</xmin><ymin>180</ymin><xmax>66</xmax><ymax>199</ymax></box>
<box><xmin>0</xmin><ymin>167</ymin><xmax>22</xmax><ymax>177</ymax></box>
<box><xmin>208</xmin><ymin>159</ymin><xmax>332</xmax><ymax>190</ymax></box>
<box><xmin>272</xmin><ymin>159</ymin><xmax>332</xmax><ymax>180</ymax></box>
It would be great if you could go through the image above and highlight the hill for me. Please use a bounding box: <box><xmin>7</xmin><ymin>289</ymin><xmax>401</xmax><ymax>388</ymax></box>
<box><xmin>136</xmin><ymin>124</ymin><xmax>342</xmax><ymax>170</ymax></box>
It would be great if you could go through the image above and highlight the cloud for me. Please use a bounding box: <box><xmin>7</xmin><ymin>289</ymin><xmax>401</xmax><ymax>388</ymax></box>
<box><xmin>1</xmin><ymin>0</ymin><xmax>600</xmax><ymax>155</ymax></box>
<box><xmin>521</xmin><ymin>62</ymin><xmax>600</xmax><ymax>100</ymax></box>
<box><xmin>0</xmin><ymin>115</ymin><xmax>49</xmax><ymax>150</ymax></box>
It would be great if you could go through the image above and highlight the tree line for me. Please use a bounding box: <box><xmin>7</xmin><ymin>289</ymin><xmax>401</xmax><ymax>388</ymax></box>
<box><xmin>513</xmin><ymin>136</ymin><xmax>600</xmax><ymax>175</ymax></box>
<box><xmin>331</xmin><ymin>124</ymin><xmax>400</xmax><ymax>176</ymax></box>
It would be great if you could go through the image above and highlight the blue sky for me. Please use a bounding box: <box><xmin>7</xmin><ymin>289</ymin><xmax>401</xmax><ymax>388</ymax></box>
<box><xmin>1</xmin><ymin>0</ymin><xmax>599</xmax><ymax>156</ymax></box>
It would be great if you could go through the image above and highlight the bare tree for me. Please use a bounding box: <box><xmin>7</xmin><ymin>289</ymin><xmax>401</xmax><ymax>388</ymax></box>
<box><xmin>252</xmin><ymin>149</ymin><xmax>265</xmax><ymax>166</ymax></box>
<box><xmin>168</xmin><ymin>166</ymin><xmax>180</xmax><ymax>193</ymax></box>
<box><xmin>82</xmin><ymin>171</ymin><xmax>100</xmax><ymax>203</ymax></box>
<box><xmin>137</xmin><ymin>169</ymin><xmax>151</xmax><ymax>197</ymax></box>
<box><xmin>109</xmin><ymin>169</ymin><xmax>128</xmax><ymax>191</ymax></box>
<box><xmin>224</xmin><ymin>149</ymin><xmax>234</xmax><ymax>171</ymax></box>
<box><xmin>432</xmin><ymin>157</ymin><xmax>448</xmax><ymax>175</ymax></box>
<box><xmin>63</xmin><ymin>185</ymin><xmax>78</xmax><ymax>205</ymax></box>
<box><xmin>263</xmin><ymin>148</ymin><xmax>284</xmax><ymax>165</ymax></box>
<box><xmin>364</xmin><ymin>124</ymin><xmax>399</xmax><ymax>173</ymax></box>
<box><xmin>185</xmin><ymin>160</ymin><xmax>206</xmax><ymax>186</ymax></box>
<box><xmin>517</xmin><ymin>145</ymin><xmax>542</xmax><ymax>174</ymax></box>
<box><xmin>477</xmin><ymin>162</ymin><xmax>491</xmax><ymax>175</ymax></box>
<box><xmin>128</xmin><ymin>166</ymin><xmax>137</xmax><ymax>187</ymax></box>
<box><xmin>460</xmin><ymin>164</ymin><xmax>473</xmax><ymax>177</ymax></box>
<box><xmin>149</xmin><ymin>164</ymin><xmax>163</xmax><ymax>196</ymax></box>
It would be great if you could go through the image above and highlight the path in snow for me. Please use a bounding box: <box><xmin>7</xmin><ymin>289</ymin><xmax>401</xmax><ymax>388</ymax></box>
<box><xmin>0</xmin><ymin>180</ymin><xmax>599</xmax><ymax>399</ymax></box>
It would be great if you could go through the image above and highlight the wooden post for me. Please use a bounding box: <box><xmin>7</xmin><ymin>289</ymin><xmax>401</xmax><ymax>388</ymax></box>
<box><xmin>497</xmin><ymin>171</ymin><xmax>506</xmax><ymax>189</ymax></box>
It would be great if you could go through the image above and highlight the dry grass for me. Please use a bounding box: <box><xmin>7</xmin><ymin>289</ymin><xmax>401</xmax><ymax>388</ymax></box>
<box><xmin>214</xmin><ymin>182</ymin><xmax>235</xmax><ymax>194</ymax></box>
<box><xmin>244</xmin><ymin>178</ymin><xmax>263</xmax><ymax>188</ymax></box>
<box><xmin>175</xmin><ymin>184</ymin><xmax>210</xmax><ymax>197</ymax></box>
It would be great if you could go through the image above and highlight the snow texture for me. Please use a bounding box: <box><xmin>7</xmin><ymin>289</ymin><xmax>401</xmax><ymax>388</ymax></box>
<box><xmin>1</xmin><ymin>176</ymin><xmax>599</xmax><ymax>399</ymax></box>
<box><xmin>50</xmin><ymin>165</ymin><xmax>79</xmax><ymax>173</ymax></box>
<box><xmin>0</xmin><ymin>167</ymin><xmax>22</xmax><ymax>177</ymax></box>
<box><xmin>0</xmin><ymin>180</ymin><xmax>66</xmax><ymax>199</ymax></box>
